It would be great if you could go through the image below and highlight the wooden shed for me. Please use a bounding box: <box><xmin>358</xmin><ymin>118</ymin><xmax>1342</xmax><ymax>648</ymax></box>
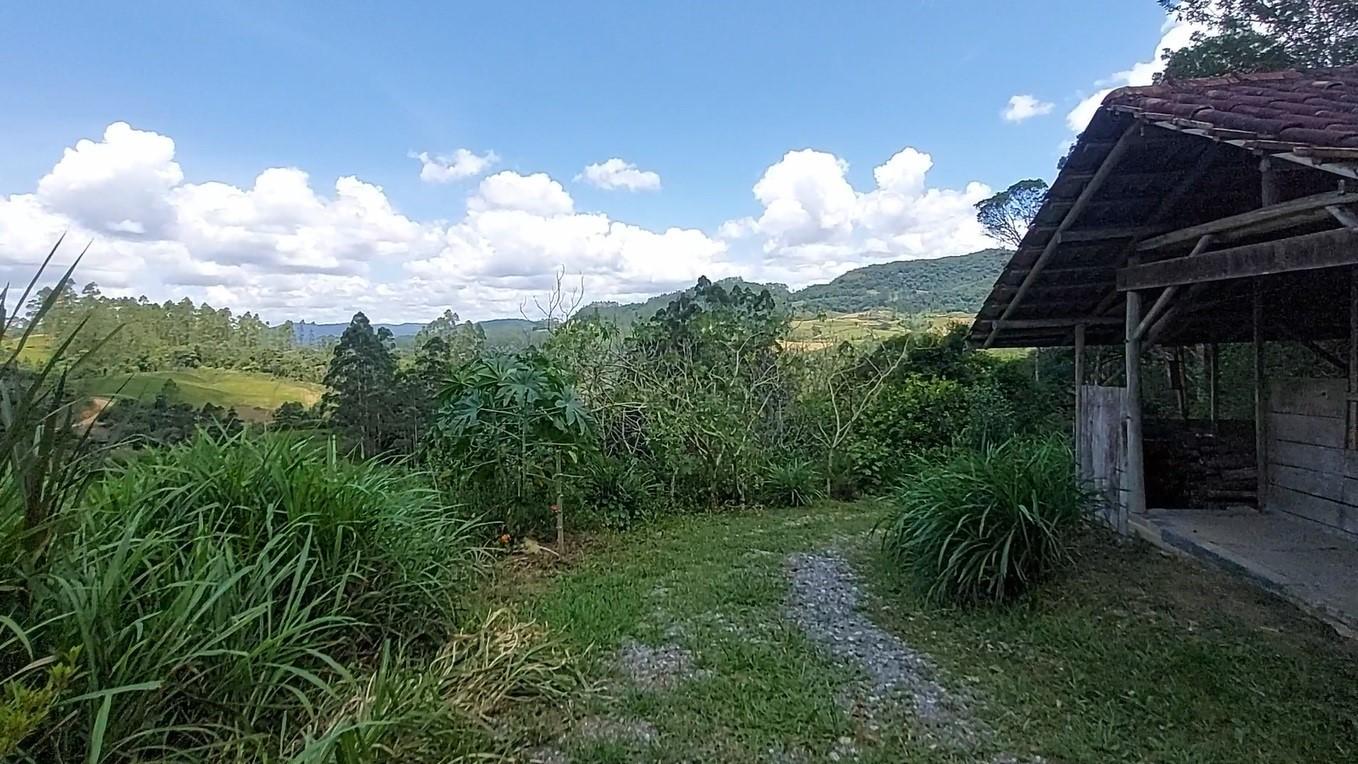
<box><xmin>970</xmin><ymin>66</ymin><xmax>1358</xmax><ymax>546</ymax></box>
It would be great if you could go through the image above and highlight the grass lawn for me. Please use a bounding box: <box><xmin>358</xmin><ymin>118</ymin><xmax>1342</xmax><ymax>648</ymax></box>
<box><xmin>487</xmin><ymin>501</ymin><xmax>1358</xmax><ymax>763</ymax></box>
<box><xmin>76</xmin><ymin>368</ymin><xmax>324</xmax><ymax>420</ymax></box>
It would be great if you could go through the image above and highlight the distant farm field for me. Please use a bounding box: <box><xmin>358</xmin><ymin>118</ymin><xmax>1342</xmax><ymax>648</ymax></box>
<box><xmin>784</xmin><ymin>310</ymin><xmax>969</xmax><ymax>351</ymax></box>
<box><xmin>76</xmin><ymin>369</ymin><xmax>324</xmax><ymax>420</ymax></box>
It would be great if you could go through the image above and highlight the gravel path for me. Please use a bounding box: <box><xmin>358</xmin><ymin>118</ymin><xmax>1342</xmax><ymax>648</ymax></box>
<box><xmin>784</xmin><ymin>551</ymin><xmax>972</xmax><ymax>731</ymax></box>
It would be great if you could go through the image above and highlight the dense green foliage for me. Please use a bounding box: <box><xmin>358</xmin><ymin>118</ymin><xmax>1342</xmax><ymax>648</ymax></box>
<box><xmin>419</xmin><ymin>277</ymin><xmax>1054</xmax><ymax>537</ymax></box>
<box><xmin>1158</xmin><ymin>0</ymin><xmax>1358</xmax><ymax>78</ymax></box>
<box><xmin>26</xmin><ymin>282</ymin><xmax>329</xmax><ymax>380</ymax></box>
<box><xmin>879</xmin><ymin>436</ymin><xmax>1090</xmax><ymax>605</ymax></box>
<box><xmin>0</xmin><ymin>432</ymin><xmax>521</xmax><ymax>761</ymax></box>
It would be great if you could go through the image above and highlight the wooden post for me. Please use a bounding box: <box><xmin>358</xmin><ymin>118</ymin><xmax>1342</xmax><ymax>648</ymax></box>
<box><xmin>1260</xmin><ymin>156</ymin><xmax>1280</xmax><ymax>207</ymax></box>
<box><xmin>1074</xmin><ymin>323</ymin><xmax>1086</xmax><ymax>475</ymax></box>
<box><xmin>1253</xmin><ymin>280</ymin><xmax>1268</xmax><ymax>510</ymax></box>
<box><xmin>1207</xmin><ymin>343</ymin><xmax>1220</xmax><ymax>429</ymax></box>
<box><xmin>1124</xmin><ymin>292</ymin><xmax>1146</xmax><ymax>529</ymax></box>
<box><xmin>1349</xmin><ymin>268</ymin><xmax>1358</xmax><ymax>450</ymax></box>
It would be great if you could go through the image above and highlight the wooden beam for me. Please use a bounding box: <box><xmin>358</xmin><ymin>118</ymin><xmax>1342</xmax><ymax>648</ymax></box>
<box><xmin>1136</xmin><ymin>189</ymin><xmax>1355</xmax><ymax>252</ymax></box>
<box><xmin>1057</xmin><ymin>226</ymin><xmax>1163</xmax><ymax>243</ymax></box>
<box><xmin>1124</xmin><ymin>290</ymin><xmax>1146</xmax><ymax>527</ymax></box>
<box><xmin>1118</xmin><ymin>227</ymin><xmax>1358</xmax><ymax>291</ymax></box>
<box><xmin>982</xmin><ymin>122</ymin><xmax>1141</xmax><ymax>349</ymax></box>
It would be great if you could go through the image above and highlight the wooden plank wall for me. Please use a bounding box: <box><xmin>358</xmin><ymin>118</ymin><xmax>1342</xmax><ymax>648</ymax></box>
<box><xmin>1079</xmin><ymin>384</ymin><xmax>1128</xmax><ymax>533</ymax></box>
<box><xmin>1267</xmin><ymin>377</ymin><xmax>1358</xmax><ymax>535</ymax></box>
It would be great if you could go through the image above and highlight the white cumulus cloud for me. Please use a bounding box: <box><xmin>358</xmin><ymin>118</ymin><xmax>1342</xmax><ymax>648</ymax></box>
<box><xmin>720</xmin><ymin>147</ymin><xmax>994</xmax><ymax>286</ymax></box>
<box><xmin>0</xmin><ymin>123</ymin><xmax>1001</xmax><ymax>322</ymax></box>
<box><xmin>1066</xmin><ymin>17</ymin><xmax>1203</xmax><ymax>132</ymax></box>
<box><xmin>412</xmin><ymin>148</ymin><xmax>499</xmax><ymax>183</ymax></box>
<box><xmin>1002</xmin><ymin>94</ymin><xmax>1054</xmax><ymax>123</ymax></box>
<box><xmin>576</xmin><ymin>158</ymin><xmax>662</xmax><ymax>192</ymax></box>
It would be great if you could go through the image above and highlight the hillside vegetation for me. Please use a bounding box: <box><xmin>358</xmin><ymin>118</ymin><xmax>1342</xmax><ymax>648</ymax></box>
<box><xmin>577</xmin><ymin>248</ymin><xmax>1009</xmax><ymax>326</ymax></box>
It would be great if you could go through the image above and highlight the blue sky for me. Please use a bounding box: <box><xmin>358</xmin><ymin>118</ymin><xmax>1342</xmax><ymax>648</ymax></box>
<box><xmin>0</xmin><ymin>1</ymin><xmax>1187</xmax><ymax>322</ymax></box>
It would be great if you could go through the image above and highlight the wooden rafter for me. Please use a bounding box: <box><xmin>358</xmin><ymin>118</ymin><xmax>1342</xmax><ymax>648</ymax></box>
<box><xmin>981</xmin><ymin>121</ymin><xmax>1141</xmax><ymax>349</ymax></box>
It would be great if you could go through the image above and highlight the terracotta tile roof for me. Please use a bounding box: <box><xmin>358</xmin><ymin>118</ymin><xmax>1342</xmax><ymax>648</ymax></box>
<box><xmin>1103</xmin><ymin>65</ymin><xmax>1358</xmax><ymax>149</ymax></box>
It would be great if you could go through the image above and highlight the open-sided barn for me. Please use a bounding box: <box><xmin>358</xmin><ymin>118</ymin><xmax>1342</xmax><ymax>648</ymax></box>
<box><xmin>970</xmin><ymin>65</ymin><xmax>1358</xmax><ymax>634</ymax></box>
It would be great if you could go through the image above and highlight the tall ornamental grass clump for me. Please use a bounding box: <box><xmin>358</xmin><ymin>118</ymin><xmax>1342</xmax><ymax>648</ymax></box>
<box><xmin>879</xmin><ymin>435</ymin><xmax>1090</xmax><ymax>606</ymax></box>
<box><xmin>6</xmin><ymin>432</ymin><xmax>491</xmax><ymax>761</ymax></box>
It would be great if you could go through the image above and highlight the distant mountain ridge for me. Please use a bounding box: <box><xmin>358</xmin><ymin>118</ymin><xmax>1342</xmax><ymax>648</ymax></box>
<box><xmin>290</xmin><ymin>248</ymin><xmax>1010</xmax><ymax>345</ymax></box>
<box><xmin>577</xmin><ymin>248</ymin><xmax>1010</xmax><ymax>324</ymax></box>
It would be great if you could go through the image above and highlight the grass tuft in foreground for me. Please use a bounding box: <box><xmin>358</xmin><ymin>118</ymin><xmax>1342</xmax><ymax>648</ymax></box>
<box><xmin>2</xmin><ymin>431</ymin><xmax>577</xmax><ymax>762</ymax></box>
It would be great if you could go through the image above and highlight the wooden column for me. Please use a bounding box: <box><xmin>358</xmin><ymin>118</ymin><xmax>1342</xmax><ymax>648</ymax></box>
<box><xmin>1260</xmin><ymin>156</ymin><xmax>1280</xmax><ymax>207</ymax></box>
<box><xmin>1074</xmin><ymin>323</ymin><xmax>1086</xmax><ymax>474</ymax></box>
<box><xmin>1349</xmin><ymin>268</ymin><xmax>1358</xmax><ymax>450</ymax></box>
<box><xmin>1207</xmin><ymin>343</ymin><xmax>1220</xmax><ymax>429</ymax></box>
<box><xmin>1253</xmin><ymin>280</ymin><xmax>1268</xmax><ymax>510</ymax></box>
<box><xmin>1124</xmin><ymin>292</ymin><xmax>1146</xmax><ymax>529</ymax></box>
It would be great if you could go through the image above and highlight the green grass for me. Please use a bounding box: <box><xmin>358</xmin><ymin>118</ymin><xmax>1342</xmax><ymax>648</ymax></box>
<box><xmin>487</xmin><ymin>502</ymin><xmax>1358</xmax><ymax>763</ymax></box>
<box><xmin>76</xmin><ymin>368</ymin><xmax>324</xmax><ymax>419</ymax></box>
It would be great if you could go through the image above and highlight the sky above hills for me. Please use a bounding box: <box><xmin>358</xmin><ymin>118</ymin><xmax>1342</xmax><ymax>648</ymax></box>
<box><xmin>0</xmin><ymin>1</ymin><xmax>1197</xmax><ymax>323</ymax></box>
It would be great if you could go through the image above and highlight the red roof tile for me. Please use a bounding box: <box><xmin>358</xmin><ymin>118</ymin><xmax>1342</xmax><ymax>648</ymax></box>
<box><xmin>1104</xmin><ymin>65</ymin><xmax>1358</xmax><ymax>150</ymax></box>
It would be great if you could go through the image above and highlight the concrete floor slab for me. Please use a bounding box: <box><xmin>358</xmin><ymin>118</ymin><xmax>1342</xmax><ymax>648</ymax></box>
<box><xmin>1131</xmin><ymin>509</ymin><xmax>1358</xmax><ymax>638</ymax></box>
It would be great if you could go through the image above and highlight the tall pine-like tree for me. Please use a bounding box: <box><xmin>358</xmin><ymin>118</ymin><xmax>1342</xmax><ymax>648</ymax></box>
<box><xmin>322</xmin><ymin>312</ymin><xmax>398</xmax><ymax>455</ymax></box>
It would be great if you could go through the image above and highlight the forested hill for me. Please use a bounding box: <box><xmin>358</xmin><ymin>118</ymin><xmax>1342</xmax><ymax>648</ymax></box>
<box><xmin>577</xmin><ymin>278</ymin><xmax>793</xmax><ymax>326</ymax></box>
<box><xmin>577</xmin><ymin>248</ymin><xmax>1010</xmax><ymax>323</ymax></box>
<box><xmin>791</xmin><ymin>248</ymin><xmax>1010</xmax><ymax>314</ymax></box>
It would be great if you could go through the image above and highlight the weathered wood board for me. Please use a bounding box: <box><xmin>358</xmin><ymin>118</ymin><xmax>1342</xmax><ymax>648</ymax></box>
<box><xmin>1079</xmin><ymin>384</ymin><xmax>1127</xmax><ymax>532</ymax></box>
<box><xmin>1267</xmin><ymin>378</ymin><xmax>1358</xmax><ymax>535</ymax></box>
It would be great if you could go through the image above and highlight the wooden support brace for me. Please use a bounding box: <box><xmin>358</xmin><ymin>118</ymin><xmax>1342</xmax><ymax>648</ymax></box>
<box><xmin>1139</xmin><ymin>235</ymin><xmax>1215</xmax><ymax>345</ymax></box>
<box><xmin>1330</xmin><ymin>204</ymin><xmax>1358</xmax><ymax>231</ymax></box>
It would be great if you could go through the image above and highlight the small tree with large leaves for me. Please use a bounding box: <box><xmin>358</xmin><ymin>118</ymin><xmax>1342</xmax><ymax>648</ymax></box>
<box><xmin>427</xmin><ymin>350</ymin><xmax>592</xmax><ymax>537</ymax></box>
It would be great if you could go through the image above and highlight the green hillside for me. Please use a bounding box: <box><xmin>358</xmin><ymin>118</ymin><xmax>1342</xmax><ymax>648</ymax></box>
<box><xmin>791</xmin><ymin>248</ymin><xmax>1010</xmax><ymax>315</ymax></box>
<box><xmin>77</xmin><ymin>368</ymin><xmax>325</xmax><ymax>420</ymax></box>
<box><xmin>570</xmin><ymin>249</ymin><xmax>1008</xmax><ymax>328</ymax></box>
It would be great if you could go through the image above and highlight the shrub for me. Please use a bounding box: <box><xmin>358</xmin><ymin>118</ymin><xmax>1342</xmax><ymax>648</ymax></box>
<box><xmin>762</xmin><ymin>456</ymin><xmax>823</xmax><ymax>507</ymax></box>
<box><xmin>878</xmin><ymin>435</ymin><xmax>1090</xmax><ymax>606</ymax></box>
<box><xmin>577</xmin><ymin>455</ymin><xmax>662</xmax><ymax>530</ymax></box>
<box><xmin>847</xmin><ymin>375</ymin><xmax>972</xmax><ymax>489</ymax></box>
